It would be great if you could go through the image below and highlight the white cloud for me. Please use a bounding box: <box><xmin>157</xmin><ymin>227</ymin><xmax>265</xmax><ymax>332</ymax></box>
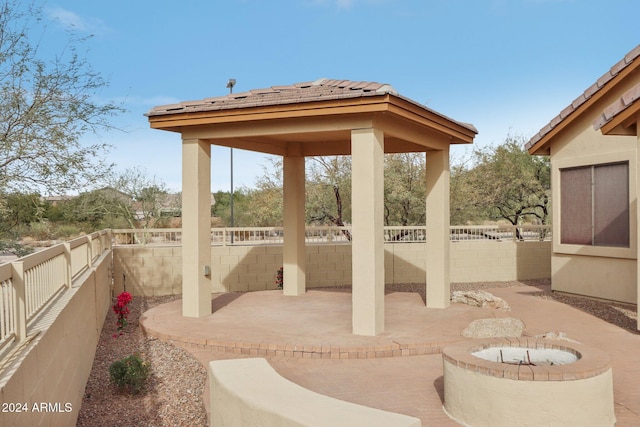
<box><xmin>46</xmin><ymin>7</ymin><xmax>112</xmax><ymax>35</ymax></box>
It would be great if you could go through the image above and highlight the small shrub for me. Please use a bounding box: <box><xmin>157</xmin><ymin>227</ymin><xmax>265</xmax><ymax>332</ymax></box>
<box><xmin>109</xmin><ymin>353</ymin><xmax>150</xmax><ymax>394</ymax></box>
<box><xmin>51</xmin><ymin>224</ymin><xmax>82</xmax><ymax>238</ymax></box>
<box><xmin>27</xmin><ymin>221</ymin><xmax>54</xmax><ymax>240</ymax></box>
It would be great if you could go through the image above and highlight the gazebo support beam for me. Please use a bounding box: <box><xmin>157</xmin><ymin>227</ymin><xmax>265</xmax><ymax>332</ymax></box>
<box><xmin>351</xmin><ymin>128</ymin><xmax>385</xmax><ymax>336</ymax></box>
<box><xmin>283</xmin><ymin>152</ymin><xmax>306</xmax><ymax>296</ymax></box>
<box><xmin>426</xmin><ymin>148</ymin><xmax>451</xmax><ymax>308</ymax></box>
<box><xmin>181</xmin><ymin>138</ymin><xmax>212</xmax><ymax>317</ymax></box>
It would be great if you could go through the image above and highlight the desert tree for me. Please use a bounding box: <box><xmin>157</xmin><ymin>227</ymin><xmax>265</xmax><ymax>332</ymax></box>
<box><xmin>0</xmin><ymin>0</ymin><xmax>122</xmax><ymax>195</ymax></box>
<box><xmin>460</xmin><ymin>135</ymin><xmax>550</xmax><ymax>236</ymax></box>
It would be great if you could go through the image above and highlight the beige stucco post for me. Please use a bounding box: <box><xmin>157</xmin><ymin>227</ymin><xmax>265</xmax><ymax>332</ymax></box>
<box><xmin>181</xmin><ymin>138</ymin><xmax>212</xmax><ymax>317</ymax></box>
<box><xmin>351</xmin><ymin>128</ymin><xmax>385</xmax><ymax>335</ymax></box>
<box><xmin>637</xmin><ymin>113</ymin><xmax>640</xmax><ymax>331</ymax></box>
<box><xmin>426</xmin><ymin>148</ymin><xmax>451</xmax><ymax>308</ymax></box>
<box><xmin>283</xmin><ymin>153</ymin><xmax>306</xmax><ymax>296</ymax></box>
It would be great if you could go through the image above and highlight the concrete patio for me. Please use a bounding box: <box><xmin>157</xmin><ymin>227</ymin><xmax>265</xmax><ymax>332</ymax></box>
<box><xmin>140</xmin><ymin>281</ymin><xmax>640</xmax><ymax>425</ymax></box>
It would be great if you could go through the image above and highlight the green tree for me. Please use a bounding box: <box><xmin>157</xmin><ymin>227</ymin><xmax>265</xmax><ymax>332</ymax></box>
<box><xmin>212</xmin><ymin>189</ymin><xmax>254</xmax><ymax>226</ymax></box>
<box><xmin>62</xmin><ymin>168</ymin><xmax>169</xmax><ymax>230</ymax></box>
<box><xmin>307</xmin><ymin>156</ymin><xmax>352</xmax><ymax>228</ymax></box>
<box><xmin>384</xmin><ymin>153</ymin><xmax>425</xmax><ymax>226</ymax></box>
<box><xmin>458</xmin><ymin>136</ymin><xmax>550</xmax><ymax>232</ymax></box>
<box><xmin>0</xmin><ymin>0</ymin><xmax>122</xmax><ymax>194</ymax></box>
<box><xmin>1</xmin><ymin>192</ymin><xmax>44</xmax><ymax>229</ymax></box>
<box><xmin>243</xmin><ymin>158</ymin><xmax>284</xmax><ymax>227</ymax></box>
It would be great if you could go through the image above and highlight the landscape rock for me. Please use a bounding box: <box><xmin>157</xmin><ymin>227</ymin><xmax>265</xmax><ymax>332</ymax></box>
<box><xmin>462</xmin><ymin>317</ymin><xmax>525</xmax><ymax>338</ymax></box>
<box><xmin>451</xmin><ymin>290</ymin><xmax>511</xmax><ymax>311</ymax></box>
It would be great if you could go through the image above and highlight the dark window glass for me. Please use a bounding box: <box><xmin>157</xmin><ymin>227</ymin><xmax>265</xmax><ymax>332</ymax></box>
<box><xmin>560</xmin><ymin>162</ymin><xmax>629</xmax><ymax>247</ymax></box>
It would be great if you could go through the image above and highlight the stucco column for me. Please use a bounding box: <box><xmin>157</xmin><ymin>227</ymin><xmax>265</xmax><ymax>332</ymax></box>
<box><xmin>351</xmin><ymin>128</ymin><xmax>385</xmax><ymax>336</ymax></box>
<box><xmin>426</xmin><ymin>148</ymin><xmax>451</xmax><ymax>308</ymax></box>
<box><xmin>181</xmin><ymin>138</ymin><xmax>212</xmax><ymax>317</ymax></box>
<box><xmin>637</xmin><ymin>113</ymin><xmax>640</xmax><ymax>331</ymax></box>
<box><xmin>283</xmin><ymin>154</ymin><xmax>306</xmax><ymax>296</ymax></box>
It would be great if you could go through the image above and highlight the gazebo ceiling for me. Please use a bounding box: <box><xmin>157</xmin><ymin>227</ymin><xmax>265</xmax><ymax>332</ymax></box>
<box><xmin>146</xmin><ymin>78</ymin><xmax>477</xmax><ymax>156</ymax></box>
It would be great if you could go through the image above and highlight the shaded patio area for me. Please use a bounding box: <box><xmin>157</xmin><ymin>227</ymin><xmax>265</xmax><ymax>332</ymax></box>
<box><xmin>140</xmin><ymin>281</ymin><xmax>640</xmax><ymax>425</ymax></box>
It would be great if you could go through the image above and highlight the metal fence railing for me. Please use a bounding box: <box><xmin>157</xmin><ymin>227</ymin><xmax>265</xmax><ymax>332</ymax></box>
<box><xmin>112</xmin><ymin>225</ymin><xmax>552</xmax><ymax>247</ymax></box>
<box><xmin>450</xmin><ymin>225</ymin><xmax>552</xmax><ymax>242</ymax></box>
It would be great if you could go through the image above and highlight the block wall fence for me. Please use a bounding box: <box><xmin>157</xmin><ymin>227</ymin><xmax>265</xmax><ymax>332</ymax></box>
<box><xmin>112</xmin><ymin>241</ymin><xmax>551</xmax><ymax>296</ymax></box>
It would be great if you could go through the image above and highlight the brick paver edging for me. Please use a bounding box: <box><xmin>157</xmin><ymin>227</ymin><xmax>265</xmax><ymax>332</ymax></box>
<box><xmin>442</xmin><ymin>337</ymin><xmax>611</xmax><ymax>381</ymax></box>
<box><xmin>141</xmin><ymin>325</ymin><xmax>455</xmax><ymax>359</ymax></box>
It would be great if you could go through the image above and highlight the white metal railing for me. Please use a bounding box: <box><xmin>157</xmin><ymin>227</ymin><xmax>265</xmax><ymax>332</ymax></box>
<box><xmin>450</xmin><ymin>225</ymin><xmax>552</xmax><ymax>242</ymax></box>
<box><xmin>0</xmin><ymin>230</ymin><xmax>111</xmax><ymax>353</ymax></box>
<box><xmin>112</xmin><ymin>225</ymin><xmax>552</xmax><ymax>246</ymax></box>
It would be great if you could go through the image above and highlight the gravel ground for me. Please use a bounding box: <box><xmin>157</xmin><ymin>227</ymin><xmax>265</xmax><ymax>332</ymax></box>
<box><xmin>76</xmin><ymin>295</ymin><xmax>207</xmax><ymax>427</ymax></box>
<box><xmin>77</xmin><ymin>280</ymin><xmax>637</xmax><ymax>426</ymax></box>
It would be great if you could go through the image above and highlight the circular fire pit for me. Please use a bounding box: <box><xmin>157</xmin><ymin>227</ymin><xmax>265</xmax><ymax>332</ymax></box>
<box><xmin>442</xmin><ymin>338</ymin><xmax>615</xmax><ymax>427</ymax></box>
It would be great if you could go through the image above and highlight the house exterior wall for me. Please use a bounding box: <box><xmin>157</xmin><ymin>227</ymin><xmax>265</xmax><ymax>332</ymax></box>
<box><xmin>548</xmin><ymin>73</ymin><xmax>640</xmax><ymax>305</ymax></box>
<box><xmin>112</xmin><ymin>241</ymin><xmax>551</xmax><ymax>296</ymax></box>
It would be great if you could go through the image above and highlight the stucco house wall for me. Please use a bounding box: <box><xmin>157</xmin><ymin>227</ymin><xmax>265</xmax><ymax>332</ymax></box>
<box><xmin>527</xmin><ymin>44</ymin><xmax>640</xmax><ymax>306</ymax></box>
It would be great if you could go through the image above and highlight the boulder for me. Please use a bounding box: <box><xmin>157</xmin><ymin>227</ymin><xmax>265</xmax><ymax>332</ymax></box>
<box><xmin>462</xmin><ymin>317</ymin><xmax>525</xmax><ymax>338</ymax></box>
<box><xmin>451</xmin><ymin>290</ymin><xmax>511</xmax><ymax>311</ymax></box>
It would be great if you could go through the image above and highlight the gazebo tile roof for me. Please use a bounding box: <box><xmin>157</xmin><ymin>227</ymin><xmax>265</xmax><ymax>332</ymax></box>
<box><xmin>526</xmin><ymin>44</ymin><xmax>640</xmax><ymax>151</ymax></box>
<box><xmin>146</xmin><ymin>78</ymin><xmax>396</xmax><ymax>117</ymax></box>
<box><xmin>146</xmin><ymin>78</ymin><xmax>478</xmax><ymax>137</ymax></box>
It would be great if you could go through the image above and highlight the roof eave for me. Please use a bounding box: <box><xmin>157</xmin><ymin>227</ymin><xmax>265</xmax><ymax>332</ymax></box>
<box><xmin>148</xmin><ymin>93</ymin><xmax>477</xmax><ymax>144</ymax></box>
<box><xmin>527</xmin><ymin>45</ymin><xmax>640</xmax><ymax>156</ymax></box>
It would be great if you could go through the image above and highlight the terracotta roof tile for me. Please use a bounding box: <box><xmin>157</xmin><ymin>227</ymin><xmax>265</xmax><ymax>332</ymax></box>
<box><xmin>593</xmin><ymin>82</ymin><xmax>640</xmax><ymax>131</ymax></box>
<box><xmin>526</xmin><ymin>44</ymin><xmax>640</xmax><ymax>151</ymax></box>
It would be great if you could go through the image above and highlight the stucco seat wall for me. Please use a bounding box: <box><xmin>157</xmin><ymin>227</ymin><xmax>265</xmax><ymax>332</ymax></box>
<box><xmin>209</xmin><ymin>358</ymin><xmax>422</xmax><ymax>427</ymax></box>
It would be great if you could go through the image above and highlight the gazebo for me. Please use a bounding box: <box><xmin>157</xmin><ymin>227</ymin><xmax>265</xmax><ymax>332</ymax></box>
<box><xmin>147</xmin><ymin>78</ymin><xmax>476</xmax><ymax>336</ymax></box>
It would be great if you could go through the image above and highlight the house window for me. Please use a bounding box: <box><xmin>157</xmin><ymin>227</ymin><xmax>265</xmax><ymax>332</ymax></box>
<box><xmin>560</xmin><ymin>162</ymin><xmax>629</xmax><ymax>247</ymax></box>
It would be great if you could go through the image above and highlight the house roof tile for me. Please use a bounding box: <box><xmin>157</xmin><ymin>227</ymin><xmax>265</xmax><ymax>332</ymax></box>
<box><xmin>593</xmin><ymin>82</ymin><xmax>640</xmax><ymax>131</ymax></box>
<box><xmin>526</xmin><ymin>44</ymin><xmax>640</xmax><ymax>152</ymax></box>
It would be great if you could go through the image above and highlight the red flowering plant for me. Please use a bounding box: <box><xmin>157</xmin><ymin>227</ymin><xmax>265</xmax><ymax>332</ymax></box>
<box><xmin>112</xmin><ymin>291</ymin><xmax>133</xmax><ymax>338</ymax></box>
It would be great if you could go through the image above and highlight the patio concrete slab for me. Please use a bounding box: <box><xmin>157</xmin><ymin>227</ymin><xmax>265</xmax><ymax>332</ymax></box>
<box><xmin>141</xmin><ymin>289</ymin><xmax>509</xmax><ymax>359</ymax></box>
<box><xmin>140</xmin><ymin>283</ymin><xmax>640</xmax><ymax>426</ymax></box>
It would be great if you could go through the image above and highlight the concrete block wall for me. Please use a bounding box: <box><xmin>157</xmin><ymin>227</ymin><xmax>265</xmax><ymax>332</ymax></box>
<box><xmin>0</xmin><ymin>253</ymin><xmax>112</xmax><ymax>427</ymax></box>
<box><xmin>113</xmin><ymin>241</ymin><xmax>551</xmax><ymax>296</ymax></box>
<box><xmin>450</xmin><ymin>241</ymin><xmax>551</xmax><ymax>283</ymax></box>
<box><xmin>112</xmin><ymin>246</ymin><xmax>182</xmax><ymax>296</ymax></box>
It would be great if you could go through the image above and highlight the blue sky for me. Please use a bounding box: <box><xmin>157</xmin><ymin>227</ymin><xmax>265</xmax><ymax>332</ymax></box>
<box><xmin>32</xmin><ymin>0</ymin><xmax>639</xmax><ymax>192</ymax></box>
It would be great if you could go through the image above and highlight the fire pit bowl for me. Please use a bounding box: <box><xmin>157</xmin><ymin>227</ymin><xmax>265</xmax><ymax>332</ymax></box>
<box><xmin>442</xmin><ymin>338</ymin><xmax>615</xmax><ymax>427</ymax></box>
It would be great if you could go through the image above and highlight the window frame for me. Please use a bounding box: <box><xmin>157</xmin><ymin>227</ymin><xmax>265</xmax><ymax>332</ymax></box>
<box><xmin>553</xmin><ymin>150</ymin><xmax>636</xmax><ymax>260</ymax></box>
